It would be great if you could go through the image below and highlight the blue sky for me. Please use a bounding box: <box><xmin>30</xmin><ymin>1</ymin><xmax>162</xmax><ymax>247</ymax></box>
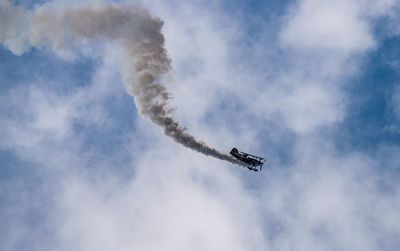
<box><xmin>1</xmin><ymin>0</ymin><xmax>400</xmax><ymax>250</ymax></box>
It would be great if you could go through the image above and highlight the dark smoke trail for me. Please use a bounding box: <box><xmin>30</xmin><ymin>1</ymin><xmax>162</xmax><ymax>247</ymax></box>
<box><xmin>0</xmin><ymin>1</ymin><xmax>245</xmax><ymax>167</ymax></box>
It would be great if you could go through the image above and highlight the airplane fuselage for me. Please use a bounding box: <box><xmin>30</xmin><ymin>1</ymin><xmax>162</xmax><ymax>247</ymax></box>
<box><xmin>230</xmin><ymin>148</ymin><xmax>264</xmax><ymax>171</ymax></box>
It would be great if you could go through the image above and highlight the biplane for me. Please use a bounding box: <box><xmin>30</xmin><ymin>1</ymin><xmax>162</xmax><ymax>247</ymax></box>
<box><xmin>230</xmin><ymin>148</ymin><xmax>265</xmax><ymax>172</ymax></box>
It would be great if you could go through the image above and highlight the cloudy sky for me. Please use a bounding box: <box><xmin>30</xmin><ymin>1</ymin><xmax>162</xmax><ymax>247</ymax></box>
<box><xmin>1</xmin><ymin>0</ymin><xmax>400</xmax><ymax>250</ymax></box>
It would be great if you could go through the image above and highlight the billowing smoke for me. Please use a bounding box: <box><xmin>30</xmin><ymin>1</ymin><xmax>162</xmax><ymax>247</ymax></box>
<box><xmin>0</xmin><ymin>1</ymin><xmax>244</xmax><ymax>167</ymax></box>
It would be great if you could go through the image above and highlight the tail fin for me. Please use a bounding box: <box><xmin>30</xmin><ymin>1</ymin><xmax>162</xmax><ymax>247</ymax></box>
<box><xmin>230</xmin><ymin>148</ymin><xmax>239</xmax><ymax>155</ymax></box>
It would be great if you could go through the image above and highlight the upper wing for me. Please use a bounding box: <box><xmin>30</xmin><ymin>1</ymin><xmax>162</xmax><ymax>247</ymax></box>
<box><xmin>238</xmin><ymin>151</ymin><xmax>264</xmax><ymax>161</ymax></box>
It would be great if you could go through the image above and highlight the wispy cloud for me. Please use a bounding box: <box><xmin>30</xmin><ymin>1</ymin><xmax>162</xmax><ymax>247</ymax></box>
<box><xmin>1</xmin><ymin>0</ymin><xmax>400</xmax><ymax>251</ymax></box>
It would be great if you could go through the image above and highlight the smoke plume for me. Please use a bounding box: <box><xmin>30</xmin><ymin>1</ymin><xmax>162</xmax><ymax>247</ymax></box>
<box><xmin>0</xmin><ymin>1</ymin><xmax>244</xmax><ymax>167</ymax></box>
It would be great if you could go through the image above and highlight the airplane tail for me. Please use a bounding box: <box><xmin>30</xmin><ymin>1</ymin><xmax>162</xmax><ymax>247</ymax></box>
<box><xmin>230</xmin><ymin>148</ymin><xmax>239</xmax><ymax>155</ymax></box>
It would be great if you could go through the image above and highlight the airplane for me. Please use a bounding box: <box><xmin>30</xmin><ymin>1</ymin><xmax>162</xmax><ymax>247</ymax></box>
<box><xmin>230</xmin><ymin>148</ymin><xmax>265</xmax><ymax>172</ymax></box>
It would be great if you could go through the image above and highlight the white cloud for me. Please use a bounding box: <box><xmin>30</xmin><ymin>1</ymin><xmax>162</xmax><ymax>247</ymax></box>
<box><xmin>280</xmin><ymin>0</ymin><xmax>375</xmax><ymax>52</ymax></box>
<box><xmin>53</xmin><ymin>147</ymin><xmax>266</xmax><ymax>251</ymax></box>
<box><xmin>273</xmin><ymin>84</ymin><xmax>344</xmax><ymax>134</ymax></box>
<box><xmin>259</xmin><ymin>137</ymin><xmax>400</xmax><ymax>250</ymax></box>
<box><xmin>1</xmin><ymin>1</ymin><xmax>400</xmax><ymax>251</ymax></box>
